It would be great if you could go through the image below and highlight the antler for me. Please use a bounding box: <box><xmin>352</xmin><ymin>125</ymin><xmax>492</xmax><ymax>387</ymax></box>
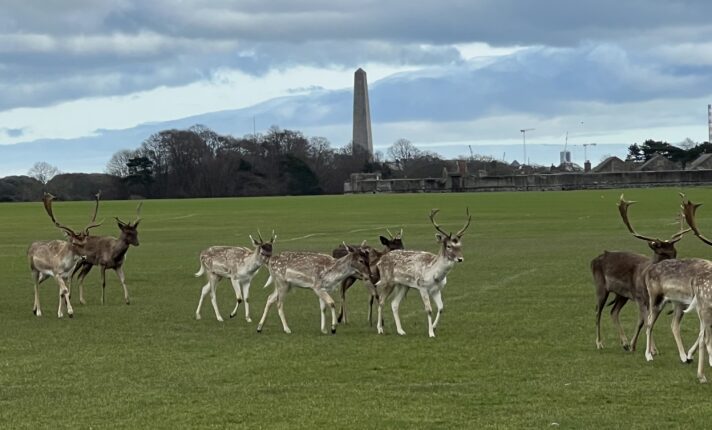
<box><xmin>42</xmin><ymin>192</ymin><xmax>79</xmax><ymax>236</ymax></box>
<box><xmin>681</xmin><ymin>195</ymin><xmax>712</xmax><ymax>246</ymax></box>
<box><xmin>83</xmin><ymin>191</ymin><xmax>103</xmax><ymax>234</ymax></box>
<box><xmin>386</xmin><ymin>228</ymin><xmax>394</xmax><ymax>239</ymax></box>
<box><xmin>617</xmin><ymin>194</ymin><xmax>659</xmax><ymax>242</ymax></box>
<box><xmin>429</xmin><ymin>209</ymin><xmax>450</xmax><ymax>237</ymax></box>
<box><xmin>456</xmin><ymin>208</ymin><xmax>472</xmax><ymax>238</ymax></box>
<box><xmin>134</xmin><ymin>201</ymin><xmax>143</xmax><ymax>224</ymax></box>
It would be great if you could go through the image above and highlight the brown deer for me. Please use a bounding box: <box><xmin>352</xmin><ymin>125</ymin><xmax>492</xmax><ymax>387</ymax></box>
<box><xmin>331</xmin><ymin>229</ymin><xmax>404</xmax><ymax>325</ymax></box>
<box><xmin>590</xmin><ymin>194</ymin><xmax>688</xmax><ymax>352</ymax></box>
<box><xmin>71</xmin><ymin>195</ymin><xmax>142</xmax><ymax>305</ymax></box>
<box><xmin>194</xmin><ymin>231</ymin><xmax>276</xmax><ymax>322</ymax></box>
<box><xmin>256</xmin><ymin>244</ymin><xmax>372</xmax><ymax>334</ymax></box>
<box><xmin>375</xmin><ymin>209</ymin><xmax>471</xmax><ymax>338</ymax></box>
<box><xmin>678</xmin><ymin>196</ymin><xmax>712</xmax><ymax>382</ymax></box>
<box><xmin>27</xmin><ymin>193</ymin><xmax>99</xmax><ymax>318</ymax></box>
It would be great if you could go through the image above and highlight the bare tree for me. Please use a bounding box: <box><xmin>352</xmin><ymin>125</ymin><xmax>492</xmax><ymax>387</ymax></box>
<box><xmin>106</xmin><ymin>149</ymin><xmax>134</xmax><ymax>177</ymax></box>
<box><xmin>387</xmin><ymin>138</ymin><xmax>422</xmax><ymax>171</ymax></box>
<box><xmin>28</xmin><ymin>162</ymin><xmax>60</xmax><ymax>184</ymax></box>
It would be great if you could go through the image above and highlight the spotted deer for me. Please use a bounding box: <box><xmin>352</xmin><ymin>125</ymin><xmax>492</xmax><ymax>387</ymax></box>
<box><xmin>678</xmin><ymin>196</ymin><xmax>712</xmax><ymax>382</ymax></box>
<box><xmin>590</xmin><ymin>195</ymin><xmax>688</xmax><ymax>352</ymax></box>
<box><xmin>376</xmin><ymin>209</ymin><xmax>471</xmax><ymax>338</ymax></box>
<box><xmin>256</xmin><ymin>244</ymin><xmax>371</xmax><ymax>334</ymax></box>
<box><xmin>331</xmin><ymin>229</ymin><xmax>404</xmax><ymax>325</ymax></box>
<box><xmin>194</xmin><ymin>231</ymin><xmax>275</xmax><ymax>322</ymax></box>
<box><xmin>71</xmin><ymin>195</ymin><xmax>142</xmax><ymax>305</ymax></box>
<box><xmin>27</xmin><ymin>193</ymin><xmax>99</xmax><ymax>318</ymax></box>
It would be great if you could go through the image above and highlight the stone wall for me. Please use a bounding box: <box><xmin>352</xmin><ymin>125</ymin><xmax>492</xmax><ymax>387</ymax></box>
<box><xmin>344</xmin><ymin>169</ymin><xmax>712</xmax><ymax>193</ymax></box>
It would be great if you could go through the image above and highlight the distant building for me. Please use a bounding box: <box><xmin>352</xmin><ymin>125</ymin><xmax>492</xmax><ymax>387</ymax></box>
<box><xmin>352</xmin><ymin>68</ymin><xmax>373</xmax><ymax>162</ymax></box>
<box><xmin>638</xmin><ymin>153</ymin><xmax>681</xmax><ymax>171</ymax></box>
<box><xmin>688</xmin><ymin>153</ymin><xmax>712</xmax><ymax>170</ymax></box>
<box><xmin>592</xmin><ymin>156</ymin><xmax>629</xmax><ymax>173</ymax></box>
<box><xmin>559</xmin><ymin>150</ymin><xmax>571</xmax><ymax>164</ymax></box>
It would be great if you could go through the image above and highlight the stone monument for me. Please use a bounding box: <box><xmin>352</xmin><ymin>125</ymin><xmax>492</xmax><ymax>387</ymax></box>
<box><xmin>352</xmin><ymin>68</ymin><xmax>373</xmax><ymax>161</ymax></box>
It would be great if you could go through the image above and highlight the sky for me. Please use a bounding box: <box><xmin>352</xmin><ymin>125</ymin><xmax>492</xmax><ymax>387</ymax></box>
<box><xmin>2</xmin><ymin>0</ymin><xmax>712</xmax><ymax>176</ymax></box>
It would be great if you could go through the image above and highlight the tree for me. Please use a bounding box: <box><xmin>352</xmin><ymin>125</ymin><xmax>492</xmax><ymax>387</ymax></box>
<box><xmin>387</xmin><ymin>138</ymin><xmax>422</xmax><ymax>172</ymax></box>
<box><xmin>27</xmin><ymin>162</ymin><xmax>60</xmax><ymax>184</ymax></box>
<box><xmin>106</xmin><ymin>149</ymin><xmax>134</xmax><ymax>177</ymax></box>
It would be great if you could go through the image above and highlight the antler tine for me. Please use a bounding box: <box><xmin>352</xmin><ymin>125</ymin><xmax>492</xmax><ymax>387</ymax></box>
<box><xmin>270</xmin><ymin>229</ymin><xmax>276</xmax><ymax>243</ymax></box>
<box><xmin>89</xmin><ymin>191</ymin><xmax>101</xmax><ymax>223</ymax></box>
<box><xmin>681</xmin><ymin>196</ymin><xmax>712</xmax><ymax>246</ymax></box>
<box><xmin>42</xmin><ymin>192</ymin><xmax>78</xmax><ymax>236</ymax></box>
<box><xmin>617</xmin><ymin>194</ymin><xmax>659</xmax><ymax>242</ymax></box>
<box><xmin>386</xmin><ymin>228</ymin><xmax>394</xmax><ymax>239</ymax></box>
<box><xmin>134</xmin><ymin>201</ymin><xmax>143</xmax><ymax>223</ymax></box>
<box><xmin>257</xmin><ymin>229</ymin><xmax>264</xmax><ymax>243</ymax></box>
<box><xmin>429</xmin><ymin>208</ymin><xmax>450</xmax><ymax>237</ymax></box>
<box><xmin>84</xmin><ymin>220</ymin><xmax>104</xmax><ymax>234</ymax></box>
<box><xmin>456</xmin><ymin>207</ymin><xmax>472</xmax><ymax>237</ymax></box>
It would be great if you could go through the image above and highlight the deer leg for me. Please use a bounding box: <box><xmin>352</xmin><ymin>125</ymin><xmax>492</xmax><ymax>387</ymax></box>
<box><xmin>417</xmin><ymin>289</ymin><xmax>435</xmax><ymax>338</ymax></box>
<box><xmin>115</xmin><ymin>267</ymin><xmax>130</xmax><ymax>305</ymax></box>
<box><xmin>100</xmin><ymin>266</ymin><xmax>107</xmax><ymax>305</ymax></box>
<box><xmin>314</xmin><ymin>288</ymin><xmax>337</xmax><ymax>334</ymax></box>
<box><xmin>609</xmin><ymin>295</ymin><xmax>630</xmax><ymax>350</ymax></box>
<box><xmin>645</xmin><ymin>296</ymin><xmax>665</xmax><ymax>362</ymax></box>
<box><xmin>376</xmin><ymin>282</ymin><xmax>395</xmax><ymax>335</ymax></box>
<box><xmin>276</xmin><ymin>282</ymin><xmax>291</xmax><ymax>334</ymax></box>
<box><xmin>595</xmin><ymin>290</ymin><xmax>610</xmax><ymax>350</ymax></box>
<box><xmin>195</xmin><ymin>282</ymin><xmax>211</xmax><ymax>320</ymax></box>
<box><xmin>76</xmin><ymin>263</ymin><xmax>92</xmax><ymax>305</ymax></box>
<box><xmin>698</xmin><ymin>319</ymin><xmax>707</xmax><ymax>383</ymax></box>
<box><xmin>338</xmin><ymin>278</ymin><xmax>354</xmax><ymax>324</ymax></box>
<box><xmin>228</xmin><ymin>278</ymin><xmax>243</xmax><ymax>320</ymax></box>
<box><xmin>208</xmin><ymin>274</ymin><xmax>223</xmax><ymax>322</ymax></box>
<box><xmin>257</xmin><ymin>289</ymin><xmax>279</xmax><ymax>333</ymax></box>
<box><xmin>31</xmin><ymin>270</ymin><xmax>42</xmax><ymax>317</ymax></box>
<box><xmin>432</xmin><ymin>290</ymin><xmax>444</xmax><ymax>331</ymax></box>
<box><xmin>368</xmin><ymin>295</ymin><xmax>375</xmax><ymax>327</ymax></box>
<box><xmin>391</xmin><ymin>285</ymin><xmax>409</xmax><ymax>336</ymax></box>
<box><xmin>670</xmin><ymin>303</ymin><xmax>692</xmax><ymax>363</ymax></box>
<box><xmin>629</xmin><ymin>301</ymin><xmax>648</xmax><ymax>352</ymax></box>
<box><xmin>242</xmin><ymin>280</ymin><xmax>252</xmax><ymax>323</ymax></box>
<box><xmin>319</xmin><ymin>297</ymin><xmax>327</xmax><ymax>334</ymax></box>
<box><xmin>61</xmin><ymin>276</ymin><xmax>74</xmax><ymax>318</ymax></box>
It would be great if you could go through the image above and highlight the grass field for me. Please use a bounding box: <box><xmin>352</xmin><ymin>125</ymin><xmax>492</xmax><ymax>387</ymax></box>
<box><xmin>4</xmin><ymin>188</ymin><xmax>712</xmax><ymax>428</ymax></box>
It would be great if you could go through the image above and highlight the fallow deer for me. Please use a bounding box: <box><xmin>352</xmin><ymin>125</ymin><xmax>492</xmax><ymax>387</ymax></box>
<box><xmin>331</xmin><ymin>229</ymin><xmax>404</xmax><ymax>325</ymax></box>
<box><xmin>256</xmin><ymin>244</ymin><xmax>371</xmax><ymax>334</ymax></box>
<box><xmin>679</xmin><ymin>196</ymin><xmax>712</xmax><ymax>382</ymax></box>
<box><xmin>71</xmin><ymin>196</ymin><xmax>142</xmax><ymax>305</ymax></box>
<box><xmin>375</xmin><ymin>209</ymin><xmax>471</xmax><ymax>338</ymax></box>
<box><xmin>590</xmin><ymin>195</ymin><xmax>687</xmax><ymax>352</ymax></box>
<box><xmin>194</xmin><ymin>231</ymin><xmax>275</xmax><ymax>322</ymax></box>
<box><xmin>27</xmin><ymin>193</ymin><xmax>99</xmax><ymax>318</ymax></box>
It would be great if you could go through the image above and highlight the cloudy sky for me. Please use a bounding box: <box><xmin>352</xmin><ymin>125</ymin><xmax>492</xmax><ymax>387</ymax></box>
<box><xmin>2</xmin><ymin>0</ymin><xmax>712</xmax><ymax>174</ymax></box>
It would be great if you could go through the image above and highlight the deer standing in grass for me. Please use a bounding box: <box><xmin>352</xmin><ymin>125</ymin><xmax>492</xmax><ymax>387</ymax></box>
<box><xmin>256</xmin><ymin>244</ymin><xmax>371</xmax><ymax>334</ymax></box>
<box><xmin>331</xmin><ymin>229</ymin><xmax>404</xmax><ymax>325</ymax></box>
<box><xmin>194</xmin><ymin>232</ymin><xmax>275</xmax><ymax>322</ymax></box>
<box><xmin>71</xmin><ymin>195</ymin><xmax>142</xmax><ymax>305</ymax></box>
<box><xmin>679</xmin><ymin>196</ymin><xmax>712</xmax><ymax>382</ymax></box>
<box><xmin>376</xmin><ymin>209</ymin><xmax>471</xmax><ymax>338</ymax></box>
<box><xmin>590</xmin><ymin>195</ymin><xmax>688</xmax><ymax>352</ymax></box>
<box><xmin>28</xmin><ymin>193</ymin><xmax>99</xmax><ymax>318</ymax></box>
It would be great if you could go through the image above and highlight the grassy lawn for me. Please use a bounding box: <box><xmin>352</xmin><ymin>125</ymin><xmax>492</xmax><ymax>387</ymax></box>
<box><xmin>3</xmin><ymin>188</ymin><xmax>712</xmax><ymax>428</ymax></box>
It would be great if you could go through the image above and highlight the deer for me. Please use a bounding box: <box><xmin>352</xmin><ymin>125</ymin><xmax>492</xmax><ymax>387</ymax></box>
<box><xmin>679</xmin><ymin>196</ymin><xmax>712</xmax><ymax>382</ymax></box>
<box><xmin>256</xmin><ymin>244</ymin><xmax>372</xmax><ymax>334</ymax></box>
<box><xmin>71</xmin><ymin>194</ymin><xmax>142</xmax><ymax>305</ymax></box>
<box><xmin>331</xmin><ymin>229</ymin><xmax>404</xmax><ymax>325</ymax></box>
<box><xmin>375</xmin><ymin>208</ymin><xmax>471</xmax><ymax>338</ymax></box>
<box><xmin>27</xmin><ymin>193</ymin><xmax>100</xmax><ymax>318</ymax></box>
<box><xmin>194</xmin><ymin>231</ymin><xmax>276</xmax><ymax>322</ymax></box>
<box><xmin>590</xmin><ymin>194</ymin><xmax>688</xmax><ymax>352</ymax></box>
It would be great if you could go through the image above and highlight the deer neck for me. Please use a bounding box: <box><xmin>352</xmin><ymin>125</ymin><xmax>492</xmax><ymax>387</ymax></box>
<box><xmin>319</xmin><ymin>256</ymin><xmax>355</xmax><ymax>288</ymax></box>
<box><xmin>112</xmin><ymin>235</ymin><xmax>131</xmax><ymax>260</ymax></box>
<box><xmin>428</xmin><ymin>246</ymin><xmax>455</xmax><ymax>281</ymax></box>
<box><xmin>246</xmin><ymin>247</ymin><xmax>266</xmax><ymax>271</ymax></box>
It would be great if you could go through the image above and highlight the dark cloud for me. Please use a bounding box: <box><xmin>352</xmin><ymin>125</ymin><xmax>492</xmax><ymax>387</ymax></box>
<box><xmin>2</xmin><ymin>0</ymin><xmax>712</xmax><ymax>110</ymax></box>
<box><xmin>1</xmin><ymin>127</ymin><xmax>25</xmax><ymax>138</ymax></box>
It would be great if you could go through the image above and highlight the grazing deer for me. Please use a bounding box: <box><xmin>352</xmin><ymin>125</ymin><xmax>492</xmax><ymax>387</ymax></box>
<box><xmin>256</xmin><ymin>244</ymin><xmax>371</xmax><ymax>334</ymax></box>
<box><xmin>376</xmin><ymin>209</ymin><xmax>471</xmax><ymax>338</ymax></box>
<box><xmin>71</xmin><ymin>196</ymin><xmax>142</xmax><ymax>305</ymax></box>
<box><xmin>331</xmin><ymin>229</ymin><xmax>404</xmax><ymax>325</ymax></box>
<box><xmin>590</xmin><ymin>195</ymin><xmax>687</xmax><ymax>351</ymax></box>
<box><xmin>27</xmin><ymin>193</ymin><xmax>99</xmax><ymax>318</ymax></box>
<box><xmin>679</xmin><ymin>197</ymin><xmax>712</xmax><ymax>382</ymax></box>
<box><xmin>194</xmin><ymin>231</ymin><xmax>276</xmax><ymax>322</ymax></box>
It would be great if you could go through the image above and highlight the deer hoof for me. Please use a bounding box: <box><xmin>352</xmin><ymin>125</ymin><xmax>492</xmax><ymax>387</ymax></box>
<box><xmin>195</xmin><ymin>313</ymin><xmax>201</xmax><ymax>320</ymax></box>
<box><xmin>645</xmin><ymin>353</ymin><xmax>654</xmax><ymax>362</ymax></box>
<box><xmin>331</xmin><ymin>327</ymin><xmax>336</xmax><ymax>334</ymax></box>
<box><xmin>229</xmin><ymin>312</ymin><xmax>236</xmax><ymax>318</ymax></box>
<box><xmin>217</xmin><ymin>316</ymin><xmax>224</xmax><ymax>322</ymax></box>
<box><xmin>699</xmin><ymin>376</ymin><xmax>708</xmax><ymax>384</ymax></box>
<box><xmin>256</xmin><ymin>325</ymin><xmax>262</xmax><ymax>333</ymax></box>
<box><xmin>246</xmin><ymin>317</ymin><xmax>252</xmax><ymax>323</ymax></box>
<box><xmin>685</xmin><ymin>357</ymin><xmax>694</xmax><ymax>364</ymax></box>
<box><xmin>622</xmin><ymin>344</ymin><xmax>630</xmax><ymax>351</ymax></box>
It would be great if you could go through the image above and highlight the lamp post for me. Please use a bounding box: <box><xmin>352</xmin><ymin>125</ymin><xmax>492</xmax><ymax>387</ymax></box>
<box><xmin>520</xmin><ymin>128</ymin><xmax>534</xmax><ymax>165</ymax></box>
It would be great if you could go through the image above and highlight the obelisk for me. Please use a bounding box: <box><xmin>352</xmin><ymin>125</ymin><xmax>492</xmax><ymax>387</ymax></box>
<box><xmin>352</xmin><ymin>68</ymin><xmax>373</xmax><ymax>161</ymax></box>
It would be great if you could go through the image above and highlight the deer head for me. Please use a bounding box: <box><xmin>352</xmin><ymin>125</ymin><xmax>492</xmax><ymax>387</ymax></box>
<box><xmin>681</xmin><ymin>194</ymin><xmax>712</xmax><ymax>246</ymax></box>
<box><xmin>341</xmin><ymin>242</ymin><xmax>372</xmax><ymax>281</ymax></box>
<box><xmin>617</xmin><ymin>194</ymin><xmax>689</xmax><ymax>261</ymax></box>
<box><xmin>429</xmin><ymin>208</ymin><xmax>472</xmax><ymax>263</ymax></box>
<box><xmin>381</xmin><ymin>228</ymin><xmax>404</xmax><ymax>251</ymax></box>
<box><xmin>250</xmin><ymin>230</ymin><xmax>277</xmax><ymax>259</ymax></box>
<box><xmin>115</xmin><ymin>201</ymin><xmax>142</xmax><ymax>246</ymax></box>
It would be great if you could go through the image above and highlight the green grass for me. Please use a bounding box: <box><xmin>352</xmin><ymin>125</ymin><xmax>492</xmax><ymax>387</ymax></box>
<box><xmin>4</xmin><ymin>188</ymin><xmax>712</xmax><ymax>428</ymax></box>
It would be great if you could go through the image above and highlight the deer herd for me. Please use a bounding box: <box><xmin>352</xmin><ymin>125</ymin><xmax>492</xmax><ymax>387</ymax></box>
<box><xmin>26</xmin><ymin>190</ymin><xmax>712</xmax><ymax>382</ymax></box>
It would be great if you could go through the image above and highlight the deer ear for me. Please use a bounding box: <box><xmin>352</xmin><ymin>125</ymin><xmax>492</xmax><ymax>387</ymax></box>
<box><xmin>132</xmin><ymin>219</ymin><xmax>141</xmax><ymax>228</ymax></box>
<box><xmin>435</xmin><ymin>233</ymin><xmax>446</xmax><ymax>243</ymax></box>
<box><xmin>379</xmin><ymin>236</ymin><xmax>389</xmax><ymax>245</ymax></box>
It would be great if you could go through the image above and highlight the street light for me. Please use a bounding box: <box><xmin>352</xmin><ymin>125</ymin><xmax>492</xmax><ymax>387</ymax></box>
<box><xmin>520</xmin><ymin>128</ymin><xmax>534</xmax><ymax>165</ymax></box>
<box><xmin>583</xmin><ymin>143</ymin><xmax>597</xmax><ymax>163</ymax></box>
